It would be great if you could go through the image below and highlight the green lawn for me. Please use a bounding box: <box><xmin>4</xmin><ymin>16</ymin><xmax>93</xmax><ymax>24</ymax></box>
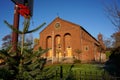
<box><xmin>43</xmin><ymin>63</ymin><xmax>105</xmax><ymax>80</ymax></box>
<box><xmin>45</xmin><ymin>63</ymin><xmax>104</xmax><ymax>72</ymax></box>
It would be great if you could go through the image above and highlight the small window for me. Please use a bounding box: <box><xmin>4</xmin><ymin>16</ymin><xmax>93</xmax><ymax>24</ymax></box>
<box><xmin>84</xmin><ymin>46</ymin><xmax>89</xmax><ymax>51</ymax></box>
<box><xmin>55</xmin><ymin>22</ymin><xmax>61</xmax><ymax>29</ymax></box>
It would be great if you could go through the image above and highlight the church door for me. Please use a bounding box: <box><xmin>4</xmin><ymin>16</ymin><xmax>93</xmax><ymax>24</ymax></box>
<box><xmin>46</xmin><ymin>36</ymin><xmax>52</xmax><ymax>59</ymax></box>
<box><xmin>64</xmin><ymin>33</ymin><xmax>72</xmax><ymax>57</ymax></box>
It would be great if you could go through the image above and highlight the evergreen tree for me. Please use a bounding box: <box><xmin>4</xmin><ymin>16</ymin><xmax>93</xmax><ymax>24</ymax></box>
<box><xmin>0</xmin><ymin>19</ymin><xmax>53</xmax><ymax>79</ymax></box>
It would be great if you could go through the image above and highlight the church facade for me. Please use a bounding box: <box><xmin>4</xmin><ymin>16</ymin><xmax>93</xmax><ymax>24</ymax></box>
<box><xmin>34</xmin><ymin>17</ymin><xmax>106</xmax><ymax>63</ymax></box>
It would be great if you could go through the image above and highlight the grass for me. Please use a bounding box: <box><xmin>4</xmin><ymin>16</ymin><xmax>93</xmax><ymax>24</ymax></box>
<box><xmin>45</xmin><ymin>63</ymin><xmax>104</xmax><ymax>72</ymax></box>
<box><xmin>43</xmin><ymin>63</ymin><xmax>105</xmax><ymax>80</ymax></box>
<box><xmin>72</xmin><ymin>64</ymin><xmax>103</xmax><ymax>71</ymax></box>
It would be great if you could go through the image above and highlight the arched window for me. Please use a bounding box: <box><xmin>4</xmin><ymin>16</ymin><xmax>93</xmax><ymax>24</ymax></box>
<box><xmin>46</xmin><ymin>36</ymin><xmax>52</xmax><ymax>57</ymax></box>
<box><xmin>64</xmin><ymin>33</ymin><xmax>71</xmax><ymax>48</ymax></box>
<box><xmin>64</xmin><ymin>33</ymin><xmax>72</xmax><ymax>56</ymax></box>
<box><xmin>55</xmin><ymin>35</ymin><xmax>61</xmax><ymax>58</ymax></box>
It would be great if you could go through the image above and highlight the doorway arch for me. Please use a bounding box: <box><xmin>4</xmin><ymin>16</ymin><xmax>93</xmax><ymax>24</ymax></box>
<box><xmin>55</xmin><ymin>35</ymin><xmax>62</xmax><ymax>61</ymax></box>
<box><xmin>64</xmin><ymin>33</ymin><xmax>72</xmax><ymax>57</ymax></box>
<box><xmin>46</xmin><ymin>36</ymin><xmax>52</xmax><ymax>58</ymax></box>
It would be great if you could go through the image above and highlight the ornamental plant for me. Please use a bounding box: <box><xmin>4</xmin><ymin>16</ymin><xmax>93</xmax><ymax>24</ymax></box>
<box><xmin>0</xmin><ymin>19</ymin><xmax>52</xmax><ymax>80</ymax></box>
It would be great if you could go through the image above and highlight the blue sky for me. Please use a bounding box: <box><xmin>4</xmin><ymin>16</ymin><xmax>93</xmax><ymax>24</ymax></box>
<box><xmin>0</xmin><ymin>0</ymin><xmax>117</xmax><ymax>48</ymax></box>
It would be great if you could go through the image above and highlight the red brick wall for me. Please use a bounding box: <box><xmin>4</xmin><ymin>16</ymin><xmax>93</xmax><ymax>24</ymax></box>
<box><xmin>35</xmin><ymin>17</ymin><xmax>102</xmax><ymax>63</ymax></box>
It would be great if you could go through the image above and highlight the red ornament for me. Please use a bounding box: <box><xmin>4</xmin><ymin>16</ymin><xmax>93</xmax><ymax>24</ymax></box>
<box><xmin>17</xmin><ymin>4</ymin><xmax>30</xmax><ymax>18</ymax></box>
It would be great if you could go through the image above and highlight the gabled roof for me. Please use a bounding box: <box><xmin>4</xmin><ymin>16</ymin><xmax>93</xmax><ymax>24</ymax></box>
<box><xmin>41</xmin><ymin>17</ymin><xmax>99</xmax><ymax>44</ymax></box>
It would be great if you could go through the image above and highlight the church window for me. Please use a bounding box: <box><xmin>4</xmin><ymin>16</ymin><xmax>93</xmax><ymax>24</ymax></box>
<box><xmin>84</xmin><ymin>45</ymin><xmax>89</xmax><ymax>51</ymax></box>
<box><xmin>55</xmin><ymin>22</ymin><xmax>61</xmax><ymax>29</ymax></box>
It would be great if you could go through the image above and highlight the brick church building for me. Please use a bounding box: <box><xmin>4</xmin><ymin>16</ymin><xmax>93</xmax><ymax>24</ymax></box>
<box><xmin>34</xmin><ymin>17</ymin><xmax>106</xmax><ymax>63</ymax></box>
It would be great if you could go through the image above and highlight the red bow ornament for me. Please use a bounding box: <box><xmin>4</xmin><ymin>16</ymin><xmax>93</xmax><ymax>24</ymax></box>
<box><xmin>17</xmin><ymin>4</ymin><xmax>31</xmax><ymax>19</ymax></box>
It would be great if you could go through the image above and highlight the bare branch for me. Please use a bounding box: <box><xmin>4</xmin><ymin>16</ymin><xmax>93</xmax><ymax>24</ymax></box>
<box><xmin>104</xmin><ymin>0</ymin><xmax>120</xmax><ymax>32</ymax></box>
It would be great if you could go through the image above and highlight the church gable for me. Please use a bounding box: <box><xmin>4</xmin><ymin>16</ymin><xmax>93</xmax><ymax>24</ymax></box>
<box><xmin>40</xmin><ymin>17</ymin><xmax>80</xmax><ymax>35</ymax></box>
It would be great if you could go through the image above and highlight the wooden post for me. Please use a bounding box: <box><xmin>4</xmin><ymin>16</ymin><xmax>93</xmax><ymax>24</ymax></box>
<box><xmin>12</xmin><ymin>4</ymin><xmax>20</xmax><ymax>54</ymax></box>
<box><xmin>60</xmin><ymin>66</ymin><xmax>63</xmax><ymax>80</ymax></box>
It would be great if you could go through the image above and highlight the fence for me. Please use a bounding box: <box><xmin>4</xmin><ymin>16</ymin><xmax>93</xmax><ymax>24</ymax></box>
<box><xmin>41</xmin><ymin>65</ymin><xmax>120</xmax><ymax>80</ymax></box>
<box><xmin>54</xmin><ymin>71</ymin><xmax>120</xmax><ymax>80</ymax></box>
<box><xmin>51</xmin><ymin>67</ymin><xmax>120</xmax><ymax>80</ymax></box>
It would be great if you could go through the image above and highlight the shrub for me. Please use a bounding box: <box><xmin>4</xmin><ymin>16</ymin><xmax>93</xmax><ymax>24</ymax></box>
<box><xmin>105</xmin><ymin>51</ymin><xmax>111</xmax><ymax>59</ymax></box>
<box><xmin>73</xmin><ymin>59</ymin><xmax>81</xmax><ymax>63</ymax></box>
<box><xmin>104</xmin><ymin>46</ymin><xmax>120</xmax><ymax>77</ymax></box>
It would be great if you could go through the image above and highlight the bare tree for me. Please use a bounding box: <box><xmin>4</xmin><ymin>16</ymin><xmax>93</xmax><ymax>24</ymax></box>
<box><xmin>104</xmin><ymin>0</ymin><xmax>120</xmax><ymax>31</ymax></box>
<box><xmin>111</xmin><ymin>32</ymin><xmax>120</xmax><ymax>48</ymax></box>
<box><xmin>2</xmin><ymin>34</ymin><xmax>12</xmax><ymax>49</ymax></box>
<box><xmin>104</xmin><ymin>0</ymin><xmax>120</xmax><ymax>48</ymax></box>
<box><xmin>104</xmin><ymin>38</ymin><xmax>113</xmax><ymax>48</ymax></box>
